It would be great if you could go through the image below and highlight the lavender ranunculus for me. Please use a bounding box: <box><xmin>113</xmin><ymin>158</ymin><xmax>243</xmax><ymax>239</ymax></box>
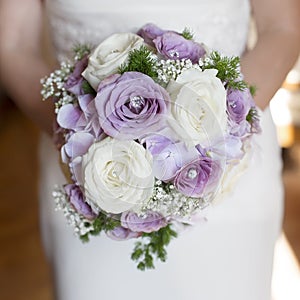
<box><xmin>229</xmin><ymin>119</ymin><xmax>251</xmax><ymax>138</ymax></box>
<box><xmin>143</xmin><ymin>133</ymin><xmax>181</xmax><ymax>180</ymax></box>
<box><xmin>226</xmin><ymin>88</ymin><xmax>253</xmax><ymax>124</ymax></box>
<box><xmin>106</xmin><ymin>226</ymin><xmax>140</xmax><ymax>241</ymax></box>
<box><xmin>57</xmin><ymin>94</ymin><xmax>103</xmax><ymax>138</ymax></box>
<box><xmin>121</xmin><ymin>211</ymin><xmax>167</xmax><ymax>233</ymax></box>
<box><xmin>57</xmin><ymin>104</ymin><xmax>82</xmax><ymax>131</ymax></box>
<box><xmin>77</xmin><ymin>95</ymin><xmax>103</xmax><ymax>137</ymax></box>
<box><xmin>142</xmin><ymin>133</ymin><xmax>173</xmax><ymax>156</ymax></box>
<box><xmin>64</xmin><ymin>55</ymin><xmax>89</xmax><ymax>95</ymax></box>
<box><xmin>197</xmin><ymin>136</ymin><xmax>244</xmax><ymax>163</ymax></box>
<box><xmin>52</xmin><ymin>119</ymin><xmax>66</xmax><ymax>150</ymax></box>
<box><xmin>143</xmin><ymin>133</ymin><xmax>199</xmax><ymax>181</ymax></box>
<box><xmin>64</xmin><ymin>184</ymin><xmax>96</xmax><ymax>219</ymax></box>
<box><xmin>61</xmin><ymin>131</ymin><xmax>94</xmax><ymax>162</ymax></box>
<box><xmin>95</xmin><ymin>72</ymin><xmax>170</xmax><ymax>140</ymax></box>
<box><xmin>174</xmin><ymin>156</ymin><xmax>220</xmax><ymax>198</ymax></box>
<box><xmin>154</xmin><ymin>32</ymin><xmax>206</xmax><ymax>64</ymax></box>
<box><xmin>137</xmin><ymin>23</ymin><xmax>166</xmax><ymax>47</ymax></box>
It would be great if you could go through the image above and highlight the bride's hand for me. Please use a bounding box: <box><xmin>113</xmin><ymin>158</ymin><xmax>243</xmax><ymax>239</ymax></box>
<box><xmin>0</xmin><ymin>0</ymin><xmax>55</xmax><ymax>135</ymax></box>
<box><xmin>241</xmin><ymin>0</ymin><xmax>300</xmax><ymax>110</ymax></box>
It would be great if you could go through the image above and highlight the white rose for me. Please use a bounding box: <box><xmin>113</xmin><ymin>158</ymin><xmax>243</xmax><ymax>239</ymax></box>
<box><xmin>82</xmin><ymin>137</ymin><xmax>154</xmax><ymax>214</ymax></box>
<box><xmin>82</xmin><ymin>33</ymin><xmax>145</xmax><ymax>90</ymax></box>
<box><xmin>213</xmin><ymin>139</ymin><xmax>253</xmax><ymax>204</ymax></box>
<box><xmin>166</xmin><ymin>68</ymin><xmax>227</xmax><ymax>147</ymax></box>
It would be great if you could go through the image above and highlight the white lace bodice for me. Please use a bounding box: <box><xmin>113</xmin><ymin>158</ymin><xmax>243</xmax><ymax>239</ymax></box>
<box><xmin>45</xmin><ymin>0</ymin><xmax>251</xmax><ymax>62</ymax></box>
<box><xmin>40</xmin><ymin>4</ymin><xmax>287</xmax><ymax>300</ymax></box>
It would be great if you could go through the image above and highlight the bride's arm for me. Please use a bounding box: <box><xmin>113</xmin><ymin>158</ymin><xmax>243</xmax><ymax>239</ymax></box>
<box><xmin>0</xmin><ymin>0</ymin><xmax>54</xmax><ymax>134</ymax></box>
<box><xmin>241</xmin><ymin>0</ymin><xmax>300</xmax><ymax>110</ymax></box>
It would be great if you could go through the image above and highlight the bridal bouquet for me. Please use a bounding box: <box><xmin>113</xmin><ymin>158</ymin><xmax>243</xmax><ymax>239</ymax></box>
<box><xmin>41</xmin><ymin>24</ymin><xmax>260</xmax><ymax>270</ymax></box>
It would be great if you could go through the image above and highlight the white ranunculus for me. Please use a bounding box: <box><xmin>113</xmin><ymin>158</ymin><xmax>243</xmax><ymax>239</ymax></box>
<box><xmin>166</xmin><ymin>68</ymin><xmax>227</xmax><ymax>147</ymax></box>
<box><xmin>82</xmin><ymin>137</ymin><xmax>154</xmax><ymax>214</ymax></box>
<box><xmin>82</xmin><ymin>33</ymin><xmax>145</xmax><ymax>90</ymax></box>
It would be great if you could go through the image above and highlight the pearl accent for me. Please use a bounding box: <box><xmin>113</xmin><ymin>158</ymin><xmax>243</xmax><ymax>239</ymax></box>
<box><xmin>187</xmin><ymin>168</ymin><xmax>198</xmax><ymax>179</ymax></box>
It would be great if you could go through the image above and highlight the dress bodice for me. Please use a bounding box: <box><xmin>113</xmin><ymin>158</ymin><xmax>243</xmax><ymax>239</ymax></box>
<box><xmin>40</xmin><ymin>4</ymin><xmax>286</xmax><ymax>300</ymax></box>
<box><xmin>45</xmin><ymin>0</ymin><xmax>251</xmax><ymax>62</ymax></box>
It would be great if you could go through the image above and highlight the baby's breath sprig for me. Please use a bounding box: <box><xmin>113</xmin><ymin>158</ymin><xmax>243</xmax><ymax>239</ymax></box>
<box><xmin>155</xmin><ymin>58</ymin><xmax>199</xmax><ymax>85</ymax></box>
<box><xmin>118</xmin><ymin>46</ymin><xmax>159</xmax><ymax>80</ymax></box>
<box><xmin>131</xmin><ymin>225</ymin><xmax>178</xmax><ymax>270</ymax></box>
<box><xmin>72</xmin><ymin>43</ymin><xmax>92</xmax><ymax>61</ymax></box>
<box><xmin>40</xmin><ymin>61</ymin><xmax>75</xmax><ymax>113</ymax></box>
<box><xmin>181</xmin><ymin>27</ymin><xmax>194</xmax><ymax>40</ymax></box>
<box><xmin>202</xmin><ymin>51</ymin><xmax>247</xmax><ymax>91</ymax></box>
<box><xmin>141</xmin><ymin>179</ymin><xmax>208</xmax><ymax>218</ymax></box>
<box><xmin>53</xmin><ymin>187</ymin><xmax>94</xmax><ymax>237</ymax></box>
<box><xmin>40</xmin><ymin>61</ymin><xmax>72</xmax><ymax>100</ymax></box>
<box><xmin>52</xmin><ymin>186</ymin><xmax>120</xmax><ymax>243</ymax></box>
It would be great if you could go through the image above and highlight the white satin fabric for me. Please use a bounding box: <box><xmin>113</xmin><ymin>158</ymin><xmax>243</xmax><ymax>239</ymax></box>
<box><xmin>40</xmin><ymin>1</ymin><xmax>284</xmax><ymax>299</ymax></box>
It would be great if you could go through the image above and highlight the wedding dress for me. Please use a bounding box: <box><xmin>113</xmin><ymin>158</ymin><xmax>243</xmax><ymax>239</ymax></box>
<box><xmin>40</xmin><ymin>0</ymin><xmax>284</xmax><ymax>299</ymax></box>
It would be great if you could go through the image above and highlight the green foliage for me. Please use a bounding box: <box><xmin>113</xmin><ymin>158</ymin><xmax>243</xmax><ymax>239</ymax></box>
<box><xmin>79</xmin><ymin>213</ymin><xmax>120</xmax><ymax>242</ymax></box>
<box><xmin>118</xmin><ymin>46</ymin><xmax>158</xmax><ymax>80</ymax></box>
<box><xmin>131</xmin><ymin>225</ymin><xmax>178</xmax><ymax>271</ymax></box>
<box><xmin>160</xmin><ymin>181</ymin><xmax>173</xmax><ymax>194</ymax></box>
<box><xmin>82</xmin><ymin>80</ymin><xmax>96</xmax><ymax>95</ymax></box>
<box><xmin>249</xmin><ymin>85</ymin><xmax>257</xmax><ymax>97</ymax></box>
<box><xmin>203</xmin><ymin>51</ymin><xmax>247</xmax><ymax>91</ymax></box>
<box><xmin>181</xmin><ymin>28</ymin><xmax>194</xmax><ymax>40</ymax></box>
<box><xmin>80</xmin><ymin>233</ymin><xmax>90</xmax><ymax>243</ymax></box>
<box><xmin>246</xmin><ymin>107</ymin><xmax>259</xmax><ymax>124</ymax></box>
<box><xmin>72</xmin><ymin>44</ymin><xmax>92</xmax><ymax>61</ymax></box>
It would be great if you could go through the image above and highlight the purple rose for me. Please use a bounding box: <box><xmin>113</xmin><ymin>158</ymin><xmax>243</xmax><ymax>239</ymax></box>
<box><xmin>121</xmin><ymin>211</ymin><xmax>167</xmax><ymax>233</ymax></box>
<box><xmin>64</xmin><ymin>184</ymin><xmax>96</xmax><ymax>219</ymax></box>
<box><xmin>106</xmin><ymin>226</ymin><xmax>140</xmax><ymax>241</ymax></box>
<box><xmin>174</xmin><ymin>156</ymin><xmax>220</xmax><ymax>198</ymax></box>
<box><xmin>95</xmin><ymin>72</ymin><xmax>170</xmax><ymax>140</ymax></box>
<box><xmin>153</xmin><ymin>32</ymin><xmax>206</xmax><ymax>64</ymax></box>
<box><xmin>64</xmin><ymin>55</ymin><xmax>89</xmax><ymax>95</ymax></box>
<box><xmin>137</xmin><ymin>23</ymin><xmax>166</xmax><ymax>47</ymax></box>
<box><xmin>226</xmin><ymin>88</ymin><xmax>253</xmax><ymax>124</ymax></box>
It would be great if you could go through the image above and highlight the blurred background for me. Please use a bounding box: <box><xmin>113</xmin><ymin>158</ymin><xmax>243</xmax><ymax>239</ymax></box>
<box><xmin>0</xmin><ymin>52</ymin><xmax>300</xmax><ymax>300</ymax></box>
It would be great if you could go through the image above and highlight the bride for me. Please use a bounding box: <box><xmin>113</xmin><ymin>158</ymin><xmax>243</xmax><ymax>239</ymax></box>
<box><xmin>0</xmin><ymin>0</ymin><xmax>300</xmax><ymax>299</ymax></box>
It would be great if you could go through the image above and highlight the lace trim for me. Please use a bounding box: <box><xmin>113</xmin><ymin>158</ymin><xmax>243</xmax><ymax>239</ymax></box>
<box><xmin>45</xmin><ymin>0</ymin><xmax>250</xmax><ymax>62</ymax></box>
